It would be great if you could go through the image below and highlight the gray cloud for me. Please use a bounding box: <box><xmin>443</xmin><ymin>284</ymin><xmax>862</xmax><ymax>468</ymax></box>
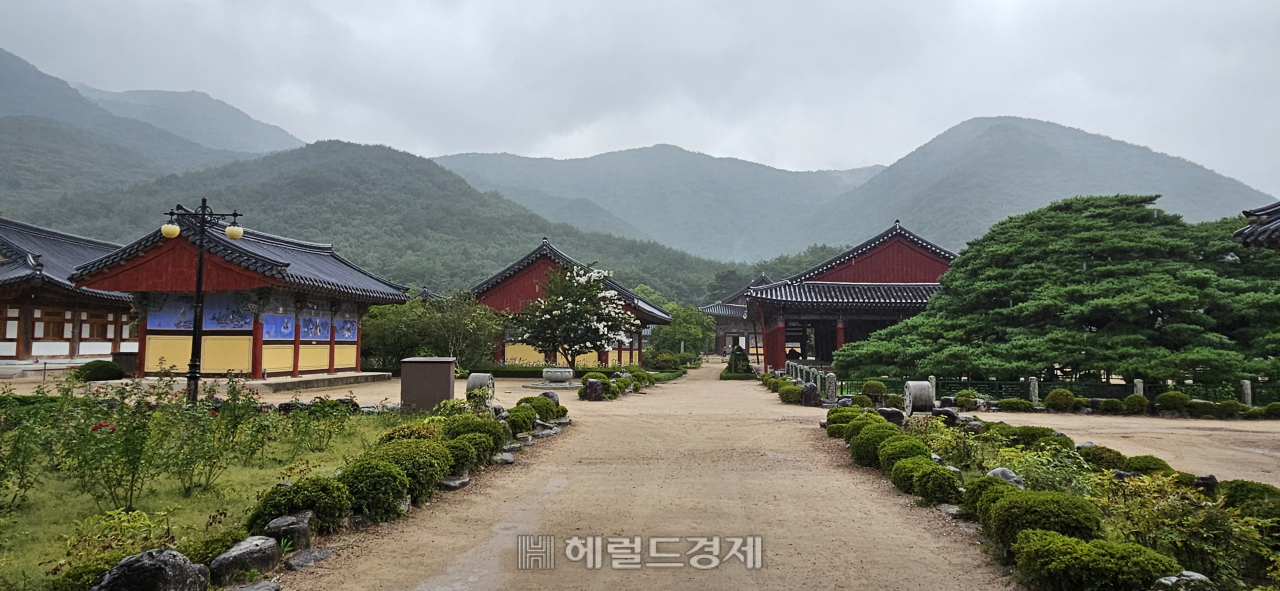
<box><xmin>3</xmin><ymin>0</ymin><xmax>1278</xmax><ymax>195</ymax></box>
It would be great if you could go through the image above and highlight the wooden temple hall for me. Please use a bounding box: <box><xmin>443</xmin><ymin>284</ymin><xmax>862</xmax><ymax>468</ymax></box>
<box><xmin>71</xmin><ymin>216</ymin><xmax>408</xmax><ymax>378</ymax></box>
<box><xmin>743</xmin><ymin>222</ymin><xmax>955</xmax><ymax>371</ymax></box>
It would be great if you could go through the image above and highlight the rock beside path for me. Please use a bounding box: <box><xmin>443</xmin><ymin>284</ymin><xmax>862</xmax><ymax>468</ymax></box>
<box><xmin>225</xmin><ymin>582</ymin><xmax>282</xmax><ymax>591</ymax></box>
<box><xmin>285</xmin><ymin>548</ymin><xmax>333</xmax><ymax>571</ymax></box>
<box><xmin>210</xmin><ymin>536</ymin><xmax>280</xmax><ymax>586</ymax></box>
<box><xmin>89</xmin><ymin>549</ymin><xmax>207</xmax><ymax>591</ymax></box>
<box><xmin>263</xmin><ymin>511</ymin><xmax>313</xmax><ymax>551</ymax></box>
<box><xmin>440</xmin><ymin>476</ymin><xmax>470</xmax><ymax>490</ymax></box>
<box><xmin>986</xmin><ymin>468</ymin><xmax>1026</xmax><ymax>490</ymax></box>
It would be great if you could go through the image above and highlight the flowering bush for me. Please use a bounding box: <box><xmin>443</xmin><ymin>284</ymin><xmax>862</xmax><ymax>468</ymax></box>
<box><xmin>510</xmin><ymin>265</ymin><xmax>639</xmax><ymax>368</ymax></box>
<box><xmin>52</xmin><ymin>381</ymin><xmax>163</xmax><ymax>511</ymax></box>
<box><xmin>149</xmin><ymin>378</ymin><xmax>269</xmax><ymax>496</ymax></box>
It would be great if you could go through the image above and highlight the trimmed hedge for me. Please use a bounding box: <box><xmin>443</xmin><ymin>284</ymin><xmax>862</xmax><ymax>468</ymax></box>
<box><xmin>363</xmin><ymin>439</ymin><xmax>451</xmax><ymax>504</ymax></box>
<box><xmin>884</xmin><ymin>394</ymin><xmax>904</xmax><ymax>410</ymax></box>
<box><xmin>1010</xmin><ymin>426</ymin><xmax>1056</xmax><ymax>448</ymax></box>
<box><xmin>377</xmin><ymin>422</ymin><xmax>443</xmax><ymax>445</ymax></box>
<box><xmin>1124</xmin><ymin>393</ymin><xmax>1148</xmax><ymax>415</ymax></box>
<box><xmin>998</xmin><ymin>398</ymin><xmax>1036</xmax><ymax>412</ymax></box>
<box><xmin>890</xmin><ymin>456</ymin><xmax>936</xmax><ymax>494</ymax></box>
<box><xmin>976</xmin><ymin>482</ymin><xmax>1022</xmax><ymax>528</ymax></box>
<box><xmin>1122</xmin><ymin>455</ymin><xmax>1173</xmax><ymax>475</ymax></box>
<box><xmin>1078</xmin><ymin>445</ymin><xmax>1126</xmax><ymax>471</ymax></box>
<box><xmin>850</xmin><ymin>394</ymin><xmax>873</xmax><ymax>408</ymax></box>
<box><xmin>826</xmin><ymin>423</ymin><xmax>849</xmax><ymax>439</ymax></box>
<box><xmin>1218</xmin><ymin>479</ymin><xmax>1280</xmax><ymax>508</ymax></box>
<box><xmin>851</xmin><ymin>423</ymin><xmax>902</xmax><ymax>467</ymax></box>
<box><xmin>444</xmin><ymin>416</ymin><xmax>505</xmax><ymax>458</ymax></box>
<box><xmin>245</xmin><ymin>476</ymin><xmax>353</xmax><ymax>535</ymax></box>
<box><xmin>1013</xmin><ymin>529</ymin><xmax>1180</xmax><ymax>591</ymax></box>
<box><xmin>1155</xmin><ymin>391</ymin><xmax>1190</xmax><ymax>412</ymax></box>
<box><xmin>719</xmin><ymin>369</ymin><xmax>756</xmax><ymax>380</ymax></box>
<box><xmin>1100</xmin><ymin>398</ymin><xmax>1125</xmax><ymax>414</ymax></box>
<box><xmin>914</xmin><ymin>464</ymin><xmax>961</xmax><ymax>505</ymax></box>
<box><xmin>444</xmin><ymin>439</ymin><xmax>479</xmax><ymax>475</ymax></box>
<box><xmin>986</xmin><ymin>491</ymin><xmax>1102</xmax><ymax>549</ymax></box>
<box><xmin>1268</xmin><ymin>402</ymin><xmax>1280</xmax><ymax>419</ymax></box>
<box><xmin>456</xmin><ymin>432</ymin><xmax>496</xmax><ymax>466</ymax></box>
<box><xmin>517</xmin><ymin>396</ymin><xmax>564</xmax><ymax>420</ymax></box>
<box><xmin>826</xmin><ymin>408</ymin><xmax>864</xmax><ymax>425</ymax></box>
<box><xmin>506</xmin><ymin>405</ymin><xmax>536</xmax><ymax>434</ymax></box>
<box><xmin>1043</xmin><ymin>389</ymin><xmax>1075</xmax><ymax>412</ymax></box>
<box><xmin>778</xmin><ymin>385</ymin><xmax>802</xmax><ymax>405</ymax></box>
<box><xmin>338</xmin><ymin>460</ymin><xmax>410</xmax><ymax>523</ymax></box>
<box><xmin>961</xmin><ymin>476</ymin><xmax>1014</xmax><ymax>517</ymax></box>
<box><xmin>71</xmin><ymin>359</ymin><xmax>126</xmax><ymax>382</ymax></box>
<box><xmin>1186</xmin><ymin>399</ymin><xmax>1217</xmax><ymax>418</ymax></box>
<box><xmin>878</xmin><ymin>436</ymin><xmax>931</xmax><ymax>475</ymax></box>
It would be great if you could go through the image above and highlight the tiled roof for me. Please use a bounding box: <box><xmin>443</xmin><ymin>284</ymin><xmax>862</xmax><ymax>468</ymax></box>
<box><xmin>471</xmin><ymin>239</ymin><xmax>672</xmax><ymax>325</ymax></box>
<box><xmin>73</xmin><ymin>210</ymin><xmax>409</xmax><ymax>304</ymax></box>
<box><xmin>748</xmin><ymin>282</ymin><xmax>938</xmax><ymax>307</ymax></box>
<box><xmin>0</xmin><ymin>218</ymin><xmax>131</xmax><ymax>302</ymax></box>
<box><xmin>716</xmin><ymin>273</ymin><xmax>772</xmax><ymax>305</ymax></box>
<box><xmin>1235</xmin><ymin>201</ymin><xmax>1280</xmax><ymax>249</ymax></box>
<box><xmin>698</xmin><ymin>303</ymin><xmax>748</xmax><ymax>319</ymax></box>
<box><xmin>786</xmin><ymin>221</ymin><xmax>956</xmax><ymax>283</ymax></box>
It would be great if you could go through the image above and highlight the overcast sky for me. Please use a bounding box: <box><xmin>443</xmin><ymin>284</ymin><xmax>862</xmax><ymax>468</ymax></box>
<box><xmin>3</xmin><ymin>0</ymin><xmax>1278</xmax><ymax>195</ymax></box>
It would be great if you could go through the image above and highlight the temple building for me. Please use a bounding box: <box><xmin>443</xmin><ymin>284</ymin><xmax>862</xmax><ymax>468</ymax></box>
<box><xmin>473</xmin><ymin>239</ymin><xmax>671</xmax><ymax>367</ymax></box>
<box><xmin>699</xmin><ymin>273</ymin><xmax>772</xmax><ymax>362</ymax></box>
<box><xmin>1235</xmin><ymin>201</ymin><xmax>1280</xmax><ymax>250</ymax></box>
<box><xmin>71</xmin><ymin>217</ymin><xmax>408</xmax><ymax>378</ymax></box>
<box><xmin>0</xmin><ymin>218</ymin><xmax>138</xmax><ymax>366</ymax></box>
<box><xmin>746</xmin><ymin>222</ymin><xmax>955</xmax><ymax>371</ymax></box>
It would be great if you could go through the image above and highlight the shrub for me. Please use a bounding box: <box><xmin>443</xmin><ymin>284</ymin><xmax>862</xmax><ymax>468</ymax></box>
<box><xmin>517</xmin><ymin>396</ymin><xmax>562</xmax><ymax>420</ymax></box>
<box><xmin>1267</xmin><ymin>402</ymin><xmax>1280</xmax><ymax>419</ymax></box>
<box><xmin>444</xmin><ymin>439</ymin><xmax>478</xmax><ymax>475</ymax></box>
<box><xmin>861</xmin><ymin>380</ymin><xmax>887</xmax><ymax>400</ymax></box>
<box><xmin>1035</xmin><ymin>435</ymin><xmax>1074</xmax><ymax>451</ymax></box>
<box><xmin>1100</xmin><ymin>398</ymin><xmax>1125</xmax><ymax>414</ymax></box>
<box><xmin>955</xmin><ymin>389</ymin><xmax>982</xmax><ymax>411</ymax></box>
<box><xmin>582</xmin><ymin>371</ymin><xmax>609</xmax><ymax>383</ymax></box>
<box><xmin>986</xmin><ymin>490</ymin><xmax>1102</xmax><ymax>548</ymax></box>
<box><xmin>1244</xmin><ymin>407</ymin><xmax>1266</xmax><ymax>419</ymax></box>
<box><xmin>444</xmin><ymin>415</ymin><xmax>505</xmax><ymax>457</ymax></box>
<box><xmin>646</xmin><ymin>352</ymin><xmax>680</xmax><ymax>371</ymax></box>
<box><xmin>851</xmin><ymin>423</ymin><xmax>902</xmax><ymax>467</ymax></box>
<box><xmin>826</xmin><ymin>408</ymin><xmax>863</xmax><ymax>425</ymax></box>
<box><xmin>961</xmin><ymin>476</ymin><xmax>1014</xmax><ymax>516</ymax></box>
<box><xmin>364</xmin><ymin>439</ymin><xmax>450</xmax><ymax>503</ymax></box>
<box><xmin>1124</xmin><ymin>393</ymin><xmax>1149</xmax><ymax>415</ymax></box>
<box><xmin>71</xmin><ymin>360</ymin><xmax>126</xmax><ymax>382</ymax></box>
<box><xmin>245</xmin><ymin>476</ymin><xmax>353</xmax><ymax>534</ymax></box>
<box><xmin>1073</xmin><ymin>398</ymin><xmax>1088</xmax><ymax>411</ymax></box>
<box><xmin>1218</xmin><ymin>479</ymin><xmax>1280</xmax><ymax>508</ymax></box>
<box><xmin>878</xmin><ymin>436</ymin><xmax>931</xmax><ymax>475</ymax></box>
<box><xmin>1078</xmin><ymin>445</ymin><xmax>1126</xmax><ymax>471</ymax></box>
<box><xmin>778</xmin><ymin>385</ymin><xmax>802</xmax><ymax>405</ymax></box>
<box><xmin>506</xmin><ymin>405</ymin><xmax>537</xmax><ymax>434</ymax></box>
<box><xmin>1155</xmin><ymin>391</ymin><xmax>1190</xmax><ymax>412</ymax></box>
<box><xmin>915</xmin><ymin>464</ymin><xmax>962</xmax><ymax>505</ymax></box>
<box><xmin>1186</xmin><ymin>399</ymin><xmax>1218</xmax><ymax>418</ymax></box>
<box><xmin>1013</xmin><ymin>529</ymin><xmax>1181</xmax><ymax>591</ymax></box>
<box><xmin>843</xmin><ymin>414</ymin><xmax>887</xmax><ymax>441</ymax></box>
<box><xmin>998</xmin><ymin>398</ymin><xmax>1035</xmax><ymax>412</ymax></box>
<box><xmin>826</xmin><ymin>423</ymin><xmax>849</xmax><ymax>439</ymax></box>
<box><xmin>884</xmin><ymin>394</ymin><xmax>904</xmax><ymax>410</ymax></box>
<box><xmin>338</xmin><ymin>460</ymin><xmax>410</xmax><ymax>523</ymax></box>
<box><xmin>377</xmin><ymin>422</ymin><xmax>443</xmax><ymax>445</ymax></box>
<box><xmin>1122</xmin><ymin>455</ymin><xmax>1173</xmax><ymax>475</ymax></box>
<box><xmin>617</xmin><ymin>377</ymin><xmax>633</xmax><ymax>391</ymax></box>
<box><xmin>1214</xmin><ymin>399</ymin><xmax>1245</xmax><ymax>419</ymax></box>
<box><xmin>850</xmin><ymin>394</ymin><xmax>873</xmax><ymax>408</ymax></box>
<box><xmin>890</xmin><ymin>456</ymin><xmax>936</xmax><ymax>494</ymax></box>
<box><xmin>1043</xmin><ymin>389</ymin><xmax>1075</xmax><ymax>412</ymax></box>
<box><xmin>976</xmin><ymin>482</ymin><xmax>1022</xmax><ymax>529</ymax></box>
<box><xmin>176</xmin><ymin>526</ymin><xmax>248</xmax><ymax>565</ymax></box>
<box><xmin>1010</xmin><ymin>426</ymin><xmax>1057</xmax><ymax>448</ymax></box>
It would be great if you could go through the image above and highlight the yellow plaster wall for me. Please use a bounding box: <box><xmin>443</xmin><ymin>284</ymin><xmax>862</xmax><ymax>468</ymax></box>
<box><xmin>334</xmin><ymin>345</ymin><xmax>357</xmax><ymax>369</ymax></box>
<box><xmin>503</xmin><ymin>342</ymin><xmax>545</xmax><ymax>364</ymax></box>
<box><xmin>298</xmin><ymin>345</ymin><xmax>330</xmax><ymax>371</ymax></box>
<box><xmin>146</xmin><ymin>335</ymin><xmax>251</xmax><ymax>374</ymax></box>
<box><xmin>146</xmin><ymin>336</ymin><xmax>189</xmax><ymax>373</ymax></box>
<box><xmin>262</xmin><ymin>345</ymin><xmax>294</xmax><ymax>374</ymax></box>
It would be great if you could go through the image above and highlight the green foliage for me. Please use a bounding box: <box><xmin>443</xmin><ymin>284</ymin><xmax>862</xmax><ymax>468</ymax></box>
<box><xmin>360</xmin><ymin>298</ymin><xmax>433</xmax><ymax>368</ymax></box>
<box><xmin>961</xmin><ymin>476</ymin><xmax>1015</xmax><ymax>517</ymax></box>
<box><xmin>175</xmin><ymin>526</ymin><xmax>249</xmax><ymax>565</ymax></box>
<box><xmin>977</xmin><ymin>483</ymin><xmax>1023</xmax><ymax>529</ymax></box>
<box><xmin>843</xmin><ymin>414</ymin><xmax>888</xmax><ymax>442</ymax></box>
<box><xmin>1215</xmin><ymin>400</ymin><xmax>1246</xmax><ymax>419</ymax></box>
<box><xmin>245</xmin><ymin>476</ymin><xmax>353</xmax><ymax>534</ymax></box>
<box><xmin>778</xmin><ymin>385</ymin><xmax>802</xmax><ymax>405</ymax></box>
<box><xmin>861</xmin><ymin>380</ymin><xmax>887</xmax><ymax>399</ymax></box>
<box><xmin>456</xmin><ymin>433</ymin><xmax>495</xmax><ymax>467</ymax></box>
<box><xmin>850</xmin><ymin>394</ymin><xmax>873</xmax><ymax>408</ymax></box>
<box><xmin>1010</xmin><ymin>426</ymin><xmax>1057</xmax><ymax>448</ymax></box>
<box><xmin>851</xmin><ymin>423</ymin><xmax>902</xmax><ymax>467</ymax></box>
<box><xmin>363</xmin><ymin>439</ymin><xmax>450</xmax><ymax>504</ymax></box>
<box><xmin>510</xmin><ymin>265</ymin><xmax>640</xmax><ymax>368</ymax></box>
<box><xmin>1078</xmin><ymin>445</ymin><xmax>1126</xmax><ymax>471</ymax></box>
<box><xmin>1013</xmin><ymin>529</ymin><xmax>1181</xmax><ymax>591</ymax></box>
<box><xmin>650</xmin><ymin>304</ymin><xmax>715</xmax><ymax>356</ymax></box>
<box><xmin>987</xmin><ymin>490</ymin><xmax>1103</xmax><ymax>548</ymax></box>
<box><xmin>337</xmin><ymin>460</ymin><xmax>409</xmax><ymax>523</ymax></box>
<box><xmin>1244</xmin><ymin>407</ymin><xmax>1266</xmax><ymax>419</ymax></box>
<box><xmin>443</xmin><ymin>439</ymin><xmax>478</xmax><ymax>476</ymax></box>
<box><xmin>1125</xmin><ymin>393</ymin><xmax>1149</xmax><ymax>415</ymax></box>
<box><xmin>1268</xmin><ymin>402</ymin><xmax>1280</xmax><ymax>419</ymax></box>
<box><xmin>1218</xmin><ymin>480</ymin><xmax>1280</xmax><ymax>509</ymax></box>
<box><xmin>825</xmin><ymin>408</ymin><xmax>864</xmax><ymax>425</ymax></box>
<box><xmin>1156</xmin><ymin>392</ymin><xmax>1191</xmax><ymax>412</ymax></box>
<box><xmin>46</xmin><ymin>508</ymin><xmax>180</xmax><ymax>589</ymax></box>
<box><xmin>646</xmin><ymin>351</ymin><xmax>680</xmax><ymax>371</ymax></box>
<box><xmin>890</xmin><ymin>456</ymin><xmax>936</xmax><ymax>494</ymax></box>
<box><xmin>516</xmin><ymin>396</ymin><xmax>563</xmax><ymax>420</ymax></box>
<box><xmin>884</xmin><ymin>394</ymin><xmax>904</xmax><ymax>410</ymax></box>
<box><xmin>878</xmin><ymin>436</ymin><xmax>931</xmax><ymax>475</ymax></box>
<box><xmin>421</xmin><ymin>292</ymin><xmax>505</xmax><ymax>369</ymax></box>
<box><xmin>1100</xmin><ymin>398</ymin><xmax>1125</xmax><ymax>414</ymax></box>
<box><xmin>444</xmin><ymin>415</ymin><xmax>504</xmax><ymax>458</ymax></box>
<box><xmin>990</xmin><ymin>446</ymin><xmax>1093</xmax><ymax>494</ymax></box>
<box><xmin>51</xmin><ymin>381</ymin><xmax>162</xmax><ymax>511</ymax></box>
<box><xmin>1044</xmin><ymin>389</ymin><xmax>1076</xmax><ymax>412</ymax></box>
<box><xmin>725</xmin><ymin>345</ymin><xmax>753</xmax><ymax>375</ymax></box>
<box><xmin>997</xmin><ymin>398</ymin><xmax>1035</xmax><ymax>412</ymax></box>
<box><xmin>914</xmin><ymin>464</ymin><xmax>962</xmax><ymax>505</ymax></box>
<box><xmin>1186</xmin><ymin>399</ymin><xmax>1218</xmax><ymax>418</ymax></box>
<box><xmin>506</xmin><ymin>405</ymin><xmax>536</xmax><ymax>434</ymax></box>
<box><xmin>1036</xmin><ymin>436</ymin><xmax>1074</xmax><ymax>451</ymax></box>
<box><xmin>825</xmin><ymin>423</ymin><xmax>849</xmax><ymax>439</ymax></box>
<box><xmin>150</xmin><ymin>379</ymin><xmax>269</xmax><ymax>497</ymax></box>
<box><xmin>282</xmin><ymin>397</ymin><xmax>353</xmax><ymax>457</ymax></box>
<box><xmin>1122</xmin><ymin>455</ymin><xmax>1173</xmax><ymax>476</ymax></box>
<box><xmin>70</xmin><ymin>360</ymin><xmax>125</xmax><ymax>382</ymax></box>
<box><xmin>377</xmin><ymin>421</ymin><xmax>443</xmax><ymax>445</ymax></box>
<box><xmin>0</xmin><ymin>401</ymin><xmax>52</xmax><ymax>509</ymax></box>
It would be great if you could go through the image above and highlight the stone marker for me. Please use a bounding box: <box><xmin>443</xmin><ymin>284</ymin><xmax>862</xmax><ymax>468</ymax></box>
<box><xmin>284</xmin><ymin>548</ymin><xmax>333</xmax><ymax>571</ymax></box>
<box><xmin>986</xmin><ymin>467</ymin><xmax>1026</xmax><ymax>490</ymax></box>
<box><xmin>210</xmin><ymin>536</ymin><xmax>280</xmax><ymax>587</ymax></box>
<box><xmin>89</xmin><ymin>549</ymin><xmax>207</xmax><ymax>591</ymax></box>
<box><xmin>801</xmin><ymin>382</ymin><xmax>821</xmax><ymax>406</ymax></box>
<box><xmin>534</xmin><ymin>419</ymin><xmax>556</xmax><ymax>429</ymax></box>
<box><xmin>263</xmin><ymin>511</ymin><xmax>313</xmax><ymax>551</ymax></box>
<box><xmin>582</xmin><ymin>379</ymin><xmax>605</xmax><ymax>401</ymax></box>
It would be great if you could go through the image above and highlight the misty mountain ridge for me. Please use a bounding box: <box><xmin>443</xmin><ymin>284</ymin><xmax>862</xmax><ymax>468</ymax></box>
<box><xmin>434</xmin><ymin>144</ymin><xmax>885</xmax><ymax>261</ymax></box>
<box><xmin>74</xmin><ymin>84</ymin><xmax>304</xmax><ymax>153</ymax></box>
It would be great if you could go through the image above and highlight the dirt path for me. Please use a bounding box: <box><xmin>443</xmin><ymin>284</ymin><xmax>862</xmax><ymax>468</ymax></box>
<box><xmin>993</xmin><ymin>412</ymin><xmax>1280</xmax><ymax>486</ymax></box>
<box><xmin>278</xmin><ymin>365</ymin><xmax>1009</xmax><ymax>591</ymax></box>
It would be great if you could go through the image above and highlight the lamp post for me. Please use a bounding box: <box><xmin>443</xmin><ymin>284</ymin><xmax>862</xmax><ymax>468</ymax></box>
<box><xmin>160</xmin><ymin>198</ymin><xmax>244</xmax><ymax>403</ymax></box>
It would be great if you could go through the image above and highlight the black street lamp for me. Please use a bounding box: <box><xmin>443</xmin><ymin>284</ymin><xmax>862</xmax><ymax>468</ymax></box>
<box><xmin>160</xmin><ymin>198</ymin><xmax>244</xmax><ymax>403</ymax></box>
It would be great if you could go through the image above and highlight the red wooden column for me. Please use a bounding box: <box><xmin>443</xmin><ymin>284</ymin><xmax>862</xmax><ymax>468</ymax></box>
<box><xmin>836</xmin><ymin>319</ymin><xmax>846</xmax><ymax>349</ymax></box>
<box><xmin>764</xmin><ymin>318</ymin><xmax>787</xmax><ymax>371</ymax></box>
<box><xmin>135</xmin><ymin>312</ymin><xmax>147</xmax><ymax>377</ymax></box>
<box><xmin>598</xmin><ymin>348</ymin><xmax>609</xmax><ymax>366</ymax></box>
<box><xmin>493</xmin><ymin>335</ymin><xmax>505</xmax><ymax>362</ymax></box>
<box><xmin>355</xmin><ymin>321</ymin><xmax>362</xmax><ymax>372</ymax></box>
<box><xmin>251</xmin><ymin>314</ymin><xmax>264</xmax><ymax>379</ymax></box>
<box><xmin>291</xmin><ymin>314</ymin><xmax>301</xmax><ymax>378</ymax></box>
<box><xmin>328</xmin><ymin>317</ymin><xmax>336</xmax><ymax>374</ymax></box>
<box><xmin>636</xmin><ymin>331</ymin><xmax>643</xmax><ymax>366</ymax></box>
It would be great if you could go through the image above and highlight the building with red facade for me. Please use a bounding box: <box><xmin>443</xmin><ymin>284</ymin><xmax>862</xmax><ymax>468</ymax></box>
<box><xmin>747</xmin><ymin>222</ymin><xmax>954</xmax><ymax>371</ymax></box>
<box><xmin>473</xmin><ymin>239</ymin><xmax>671</xmax><ymax>367</ymax></box>
<box><xmin>699</xmin><ymin>273</ymin><xmax>771</xmax><ymax>362</ymax></box>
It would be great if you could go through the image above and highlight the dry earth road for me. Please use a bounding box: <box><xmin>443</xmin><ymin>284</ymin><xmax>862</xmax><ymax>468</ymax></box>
<box><xmin>278</xmin><ymin>364</ymin><xmax>1009</xmax><ymax>591</ymax></box>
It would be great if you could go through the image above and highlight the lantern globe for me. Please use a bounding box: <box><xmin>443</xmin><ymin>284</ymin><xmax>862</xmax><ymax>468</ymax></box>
<box><xmin>225</xmin><ymin>224</ymin><xmax>244</xmax><ymax>240</ymax></box>
<box><xmin>160</xmin><ymin>223</ymin><xmax>181</xmax><ymax>239</ymax></box>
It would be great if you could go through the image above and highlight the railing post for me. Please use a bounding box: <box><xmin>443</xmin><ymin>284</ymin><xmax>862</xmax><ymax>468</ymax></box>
<box><xmin>1242</xmin><ymin>379</ymin><xmax>1252</xmax><ymax>407</ymax></box>
<box><xmin>1029</xmin><ymin>377</ymin><xmax>1040</xmax><ymax>405</ymax></box>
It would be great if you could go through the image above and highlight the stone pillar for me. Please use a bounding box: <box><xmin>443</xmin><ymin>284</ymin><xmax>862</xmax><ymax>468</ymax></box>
<box><xmin>1241</xmin><ymin>379</ymin><xmax>1252</xmax><ymax>407</ymax></box>
<box><xmin>826</xmin><ymin>373</ymin><xmax>838</xmax><ymax>400</ymax></box>
<box><xmin>1133</xmin><ymin>379</ymin><xmax>1144</xmax><ymax>399</ymax></box>
<box><xmin>1029</xmin><ymin>377</ymin><xmax>1040</xmax><ymax>405</ymax></box>
<box><xmin>928</xmin><ymin>375</ymin><xmax>937</xmax><ymax>398</ymax></box>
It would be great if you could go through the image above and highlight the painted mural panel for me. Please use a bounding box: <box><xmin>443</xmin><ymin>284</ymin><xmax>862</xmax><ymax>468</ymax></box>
<box><xmin>335</xmin><ymin>319</ymin><xmax>358</xmax><ymax>341</ymax></box>
<box><xmin>300</xmin><ymin>316</ymin><xmax>330</xmax><ymax>340</ymax></box>
<box><xmin>262</xmin><ymin>314</ymin><xmax>295</xmax><ymax>340</ymax></box>
<box><xmin>147</xmin><ymin>294</ymin><xmax>253</xmax><ymax>331</ymax></box>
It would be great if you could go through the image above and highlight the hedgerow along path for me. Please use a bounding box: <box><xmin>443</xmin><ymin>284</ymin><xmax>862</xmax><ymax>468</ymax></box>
<box><xmin>279</xmin><ymin>363</ymin><xmax>1009</xmax><ymax>591</ymax></box>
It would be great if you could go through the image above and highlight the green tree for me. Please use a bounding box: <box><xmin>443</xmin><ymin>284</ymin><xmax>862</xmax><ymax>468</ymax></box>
<box><xmin>703</xmin><ymin>269</ymin><xmax>751</xmax><ymax>303</ymax></box>
<box><xmin>360</xmin><ymin>298</ymin><xmax>431</xmax><ymax>368</ymax></box>
<box><xmin>422</xmin><ymin>292</ymin><xmax>504</xmax><ymax>370</ymax></box>
<box><xmin>632</xmin><ymin>284</ymin><xmax>671</xmax><ymax>308</ymax></box>
<box><xmin>510</xmin><ymin>266</ymin><xmax>639</xmax><ymax>368</ymax></box>
<box><xmin>834</xmin><ymin>196</ymin><xmax>1259</xmax><ymax>383</ymax></box>
<box><xmin>650</xmin><ymin>304</ymin><xmax>716</xmax><ymax>355</ymax></box>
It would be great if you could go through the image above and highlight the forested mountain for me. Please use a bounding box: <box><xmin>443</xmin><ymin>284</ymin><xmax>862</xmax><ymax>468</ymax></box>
<box><xmin>3</xmin><ymin>141</ymin><xmax>736</xmax><ymax>303</ymax></box>
<box><xmin>0</xmin><ymin>48</ymin><xmax>249</xmax><ymax>204</ymax></box>
<box><xmin>75</xmin><ymin>84</ymin><xmax>304</xmax><ymax>153</ymax></box>
<box><xmin>449</xmin><ymin>175</ymin><xmax>652</xmax><ymax>241</ymax></box>
<box><xmin>808</xmin><ymin>116</ymin><xmax>1273</xmax><ymax>252</ymax></box>
<box><xmin>434</xmin><ymin>145</ymin><xmax>884</xmax><ymax>261</ymax></box>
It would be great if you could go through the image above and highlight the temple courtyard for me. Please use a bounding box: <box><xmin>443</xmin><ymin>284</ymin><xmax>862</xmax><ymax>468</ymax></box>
<box><xmin>267</xmin><ymin>364</ymin><xmax>1280</xmax><ymax>590</ymax></box>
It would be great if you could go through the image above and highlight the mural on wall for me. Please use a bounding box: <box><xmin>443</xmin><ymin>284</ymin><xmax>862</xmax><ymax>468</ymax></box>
<box><xmin>147</xmin><ymin>294</ymin><xmax>252</xmax><ymax>330</ymax></box>
<box><xmin>300</xmin><ymin>316</ymin><xmax>330</xmax><ymax>340</ymax></box>
<box><xmin>335</xmin><ymin>319</ymin><xmax>358</xmax><ymax>341</ymax></box>
<box><xmin>262</xmin><ymin>314</ymin><xmax>294</xmax><ymax>340</ymax></box>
